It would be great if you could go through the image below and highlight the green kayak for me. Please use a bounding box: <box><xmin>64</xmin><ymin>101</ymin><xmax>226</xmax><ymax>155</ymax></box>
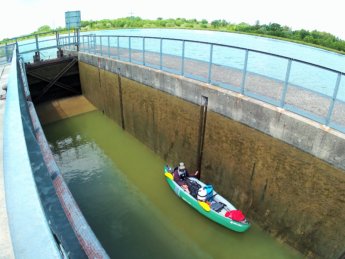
<box><xmin>164</xmin><ymin>166</ymin><xmax>251</xmax><ymax>233</ymax></box>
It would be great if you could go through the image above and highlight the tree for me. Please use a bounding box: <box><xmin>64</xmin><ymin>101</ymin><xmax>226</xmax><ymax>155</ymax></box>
<box><xmin>36</xmin><ymin>25</ymin><xmax>51</xmax><ymax>33</ymax></box>
<box><xmin>201</xmin><ymin>19</ymin><xmax>208</xmax><ymax>25</ymax></box>
<box><xmin>211</xmin><ymin>20</ymin><xmax>221</xmax><ymax>28</ymax></box>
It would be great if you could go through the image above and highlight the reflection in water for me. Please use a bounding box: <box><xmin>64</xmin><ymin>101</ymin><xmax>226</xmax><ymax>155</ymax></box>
<box><xmin>44</xmin><ymin>110</ymin><xmax>302</xmax><ymax>259</ymax></box>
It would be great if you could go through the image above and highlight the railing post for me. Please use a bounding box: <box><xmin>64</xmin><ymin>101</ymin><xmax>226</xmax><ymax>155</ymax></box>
<box><xmin>280</xmin><ymin>59</ymin><xmax>292</xmax><ymax>107</ymax></box>
<box><xmin>93</xmin><ymin>34</ymin><xmax>96</xmax><ymax>53</ymax></box>
<box><xmin>208</xmin><ymin>44</ymin><xmax>214</xmax><ymax>84</ymax></box>
<box><xmin>56</xmin><ymin>31</ymin><xmax>60</xmax><ymax>49</ymax></box>
<box><xmin>87</xmin><ymin>35</ymin><xmax>90</xmax><ymax>53</ymax></box>
<box><xmin>143</xmin><ymin>38</ymin><xmax>145</xmax><ymax>65</ymax></box>
<box><xmin>325</xmin><ymin>73</ymin><xmax>342</xmax><ymax>126</ymax></box>
<box><xmin>100</xmin><ymin>36</ymin><xmax>103</xmax><ymax>56</ymax></box>
<box><xmin>15</xmin><ymin>40</ymin><xmax>19</xmax><ymax>55</ymax></box>
<box><xmin>129</xmin><ymin>37</ymin><xmax>132</xmax><ymax>63</ymax></box>
<box><xmin>35</xmin><ymin>34</ymin><xmax>39</xmax><ymax>53</ymax></box>
<box><xmin>68</xmin><ymin>29</ymin><xmax>71</xmax><ymax>49</ymax></box>
<box><xmin>75</xmin><ymin>29</ymin><xmax>79</xmax><ymax>51</ymax></box>
<box><xmin>81</xmin><ymin>35</ymin><xmax>84</xmax><ymax>51</ymax></box>
<box><xmin>117</xmin><ymin>36</ymin><xmax>120</xmax><ymax>59</ymax></box>
<box><xmin>77</xmin><ymin>29</ymin><xmax>80</xmax><ymax>51</ymax></box>
<box><xmin>240</xmin><ymin>49</ymin><xmax>249</xmax><ymax>94</ymax></box>
<box><xmin>89</xmin><ymin>36</ymin><xmax>92</xmax><ymax>53</ymax></box>
<box><xmin>160</xmin><ymin>39</ymin><xmax>163</xmax><ymax>70</ymax></box>
<box><xmin>181</xmin><ymin>40</ymin><xmax>185</xmax><ymax>76</ymax></box>
<box><xmin>5</xmin><ymin>43</ymin><xmax>9</xmax><ymax>62</ymax></box>
<box><xmin>108</xmin><ymin>36</ymin><xmax>110</xmax><ymax>57</ymax></box>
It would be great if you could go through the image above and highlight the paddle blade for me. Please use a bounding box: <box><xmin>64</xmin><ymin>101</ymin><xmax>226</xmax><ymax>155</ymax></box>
<box><xmin>164</xmin><ymin>172</ymin><xmax>173</xmax><ymax>180</ymax></box>
<box><xmin>198</xmin><ymin>201</ymin><xmax>211</xmax><ymax>212</ymax></box>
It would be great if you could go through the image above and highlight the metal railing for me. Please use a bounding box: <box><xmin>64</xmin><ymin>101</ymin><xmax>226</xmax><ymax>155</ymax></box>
<box><xmin>7</xmin><ymin>31</ymin><xmax>345</xmax><ymax>134</ymax></box>
<box><xmin>0</xmin><ymin>43</ymin><xmax>15</xmax><ymax>64</ymax></box>
<box><xmin>4</xmin><ymin>30</ymin><xmax>80</xmax><ymax>63</ymax></box>
<box><xmin>77</xmin><ymin>34</ymin><xmax>345</xmax><ymax>134</ymax></box>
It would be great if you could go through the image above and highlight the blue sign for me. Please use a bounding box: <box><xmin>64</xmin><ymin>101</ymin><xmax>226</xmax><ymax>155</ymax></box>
<box><xmin>65</xmin><ymin>11</ymin><xmax>81</xmax><ymax>29</ymax></box>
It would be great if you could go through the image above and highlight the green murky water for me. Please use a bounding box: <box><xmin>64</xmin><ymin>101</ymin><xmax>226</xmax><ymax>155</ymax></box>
<box><xmin>44</xmin><ymin>110</ymin><xmax>302</xmax><ymax>259</ymax></box>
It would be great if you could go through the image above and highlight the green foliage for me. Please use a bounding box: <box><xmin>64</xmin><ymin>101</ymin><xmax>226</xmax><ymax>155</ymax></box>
<box><xmin>1</xmin><ymin>17</ymin><xmax>345</xmax><ymax>54</ymax></box>
<box><xmin>36</xmin><ymin>25</ymin><xmax>52</xmax><ymax>33</ymax></box>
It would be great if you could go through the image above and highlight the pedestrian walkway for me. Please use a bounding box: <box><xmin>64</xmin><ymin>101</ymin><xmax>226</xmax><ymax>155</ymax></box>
<box><xmin>0</xmin><ymin>63</ymin><xmax>15</xmax><ymax>259</ymax></box>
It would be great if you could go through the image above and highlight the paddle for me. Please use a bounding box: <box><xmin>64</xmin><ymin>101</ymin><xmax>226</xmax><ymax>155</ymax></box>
<box><xmin>198</xmin><ymin>201</ymin><xmax>211</xmax><ymax>212</ymax></box>
<box><xmin>164</xmin><ymin>165</ymin><xmax>174</xmax><ymax>180</ymax></box>
<box><xmin>164</xmin><ymin>172</ymin><xmax>173</xmax><ymax>180</ymax></box>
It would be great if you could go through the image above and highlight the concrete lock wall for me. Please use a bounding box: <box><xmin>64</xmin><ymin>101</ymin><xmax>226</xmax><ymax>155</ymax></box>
<box><xmin>78</xmin><ymin>53</ymin><xmax>345</xmax><ymax>259</ymax></box>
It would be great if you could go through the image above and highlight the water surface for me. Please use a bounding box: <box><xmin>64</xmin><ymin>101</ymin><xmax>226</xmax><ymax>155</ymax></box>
<box><xmin>45</xmin><ymin>110</ymin><xmax>302</xmax><ymax>259</ymax></box>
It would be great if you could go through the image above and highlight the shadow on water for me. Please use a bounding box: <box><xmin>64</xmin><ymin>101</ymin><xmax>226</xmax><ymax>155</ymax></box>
<box><xmin>44</xmin><ymin>110</ymin><xmax>303</xmax><ymax>259</ymax></box>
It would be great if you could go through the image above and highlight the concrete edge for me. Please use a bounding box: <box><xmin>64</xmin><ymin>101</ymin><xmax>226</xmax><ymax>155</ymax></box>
<box><xmin>0</xmin><ymin>64</ymin><xmax>14</xmax><ymax>259</ymax></box>
<box><xmin>4</xmin><ymin>52</ymin><xmax>62</xmax><ymax>258</ymax></box>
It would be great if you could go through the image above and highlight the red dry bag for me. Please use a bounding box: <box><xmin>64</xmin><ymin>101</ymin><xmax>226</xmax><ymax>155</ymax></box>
<box><xmin>225</xmin><ymin>210</ymin><xmax>245</xmax><ymax>222</ymax></box>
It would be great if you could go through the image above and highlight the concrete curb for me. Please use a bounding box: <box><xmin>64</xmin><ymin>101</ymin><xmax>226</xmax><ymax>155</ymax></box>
<box><xmin>0</xmin><ymin>64</ymin><xmax>14</xmax><ymax>259</ymax></box>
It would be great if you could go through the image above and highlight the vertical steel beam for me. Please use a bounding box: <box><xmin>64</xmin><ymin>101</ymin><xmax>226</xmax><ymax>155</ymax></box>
<box><xmin>129</xmin><ymin>37</ymin><xmax>132</xmax><ymax>63</ymax></box>
<box><xmin>5</xmin><ymin>43</ymin><xmax>9</xmax><ymax>62</ymax></box>
<box><xmin>197</xmin><ymin>96</ymin><xmax>208</xmax><ymax>179</ymax></box>
<box><xmin>160</xmin><ymin>39</ymin><xmax>163</xmax><ymax>70</ymax></box>
<box><xmin>93</xmin><ymin>34</ymin><xmax>96</xmax><ymax>53</ymax></box>
<box><xmin>240</xmin><ymin>50</ymin><xmax>249</xmax><ymax>94</ymax></box>
<box><xmin>77</xmin><ymin>29</ymin><xmax>80</xmax><ymax>51</ymax></box>
<box><xmin>326</xmin><ymin>73</ymin><xmax>342</xmax><ymax>125</ymax></box>
<box><xmin>280</xmin><ymin>59</ymin><xmax>292</xmax><ymax>107</ymax></box>
<box><xmin>117</xmin><ymin>37</ymin><xmax>120</xmax><ymax>59</ymax></box>
<box><xmin>100</xmin><ymin>36</ymin><xmax>103</xmax><ymax>56</ymax></box>
<box><xmin>87</xmin><ymin>36</ymin><xmax>89</xmax><ymax>52</ymax></box>
<box><xmin>35</xmin><ymin>34</ymin><xmax>39</xmax><ymax>53</ymax></box>
<box><xmin>143</xmin><ymin>38</ymin><xmax>145</xmax><ymax>65</ymax></box>
<box><xmin>208</xmin><ymin>44</ymin><xmax>214</xmax><ymax>84</ymax></box>
<box><xmin>117</xmin><ymin>68</ymin><xmax>125</xmax><ymax>130</ymax></box>
<box><xmin>56</xmin><ymin>31</ymin><xmax>60</xmax><ymax>49</ymax></box>
<box><xmin>181</xmin><ymin>41</ymin><xmax>185</xmax><ymax>76</ymax></box>
<box><xmin>108</xmin><ymin>36</ymin><xmax>110</xmax><ymax>57</ymax></box>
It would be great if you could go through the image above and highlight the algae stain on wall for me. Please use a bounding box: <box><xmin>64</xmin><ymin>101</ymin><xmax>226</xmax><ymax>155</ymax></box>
<box><xmin>120</xmin><ymin>77</ymin><xmax>201</xmax><ymax>170</ymax></box>
<box><xmin>79</xmin><ymin>61</ymin><xmax>201</xmax><ymax>170</ymax></box>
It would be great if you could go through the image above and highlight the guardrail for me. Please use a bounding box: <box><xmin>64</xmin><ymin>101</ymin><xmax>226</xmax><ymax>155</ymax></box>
<box><xmin>77</xmin><ymin>34</ymin><xmax>345</xmax><ymax>134</ymax></box>
<box><xmin>8</xmin><ymin>31</ymin><xmax>345</xmax><ymax>133</ymax></box>
<box><xmin>4</xmin><ymin>31</ymin><xmax>80</xmax><ymax>63</ymax></box>
<box><xmin>0</xmin><ymin>44</ymin><xmax>14</xmax><ymax>65</ymax></box>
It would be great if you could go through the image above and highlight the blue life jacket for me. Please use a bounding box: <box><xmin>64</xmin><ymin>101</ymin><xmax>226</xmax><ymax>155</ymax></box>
<box><xmin>204</xmin><ymin>185</ymin><xmax>214</xmax><ymax>201</ymax></box>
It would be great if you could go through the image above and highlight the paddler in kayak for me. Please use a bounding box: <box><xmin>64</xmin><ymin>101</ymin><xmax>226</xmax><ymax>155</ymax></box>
<box><xmin>173</xmin><ymin>162</ymin><xmax>199</xmax><ymax>193</ymax></box>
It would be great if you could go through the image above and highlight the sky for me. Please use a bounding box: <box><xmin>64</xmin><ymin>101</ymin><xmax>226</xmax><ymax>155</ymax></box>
<box><xmin>1</xmin><ymin>0</ymin><xmax>345</xmax><ymax>40</ymax></box>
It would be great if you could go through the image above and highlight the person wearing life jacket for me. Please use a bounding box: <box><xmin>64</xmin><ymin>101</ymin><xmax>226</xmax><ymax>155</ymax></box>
<box><xmin>173</xmin><ymin>162</ymin><xmax>199</xmax><ymax>193</ymax></box>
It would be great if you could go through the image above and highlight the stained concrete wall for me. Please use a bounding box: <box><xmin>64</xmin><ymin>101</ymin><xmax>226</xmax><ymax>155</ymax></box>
<box><xmin>78</xmin><ymin>53</ymin><xmax>345</xmax><ymax>259</ymax></box>
<box><xmin>79</xmin><ymin>61</ymin><xmax>201</xmax><ymax>169</ymax></box>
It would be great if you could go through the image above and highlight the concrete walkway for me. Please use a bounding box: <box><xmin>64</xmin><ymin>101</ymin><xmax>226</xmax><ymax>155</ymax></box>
<box><xmin>0</xmin><ymin>64</ymin><xmax>15</xmax><ymax>259</ymax></box>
